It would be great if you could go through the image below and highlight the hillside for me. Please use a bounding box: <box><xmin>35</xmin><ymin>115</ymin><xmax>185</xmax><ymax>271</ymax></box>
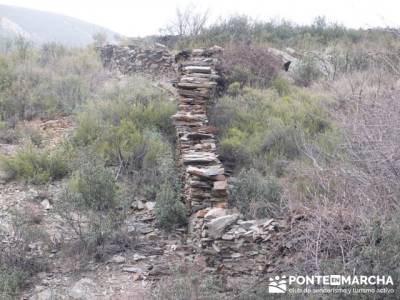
<box><xmin>0</xmin><ymin>4</ymin><xmax>120</xmax><ymax>46</ymax></box>
<box><xmin>0</xmin><ymin>13</ymin><xmax>399</xmax><ymax>300</ymax></box>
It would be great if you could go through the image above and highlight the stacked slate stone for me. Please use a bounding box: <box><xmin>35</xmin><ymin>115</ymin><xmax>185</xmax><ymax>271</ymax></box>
<box><xmin>98</xmin><ymin>44</ymin><xmax>175</xmax><ymax>76</ymax></box>
<box><xmin>199</xmin><ymin>207</ymin><xmax>280</xmax><ymax>274</ymax></box>
<box><xmin>172</xmin><ymin>46</ymin><xmax>227</xmax><ymax>216</ymax></box>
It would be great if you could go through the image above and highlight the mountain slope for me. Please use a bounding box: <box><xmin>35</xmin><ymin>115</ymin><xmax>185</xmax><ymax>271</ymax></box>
<box><xmin>0</xmin><ymin>4</ymin><xmax>120</xmax><ymax>46</ymax></box>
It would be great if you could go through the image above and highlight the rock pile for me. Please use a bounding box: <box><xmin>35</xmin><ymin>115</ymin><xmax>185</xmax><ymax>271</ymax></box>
<box><xmin>172</xmin><ymin>47</ymin><xmax>227</xmax><ymax>215</ymax></box>
<box><xmin>191</xmin><ymin>207</ymin><xmax>279</xmax><ymax>274</ymax></box>
<box><xmin>99</xmin><ymin>44</ymin><xmax>175</xmax><ymax>77</ymax></box>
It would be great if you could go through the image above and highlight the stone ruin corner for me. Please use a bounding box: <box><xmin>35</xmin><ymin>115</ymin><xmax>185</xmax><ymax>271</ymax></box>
<box><xmin>98</xmin><ymin>44</ymin><xmax>280</xmax><ymax>274</ymax></box>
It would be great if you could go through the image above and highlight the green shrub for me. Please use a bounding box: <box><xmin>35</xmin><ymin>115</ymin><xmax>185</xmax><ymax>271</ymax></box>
<box><xmin>292</xmin><ymin>55</ymin><xmax>322</xmax><ymax>87</ymax></box>
<box><xmin>0</xmin><ymin>126</ymin><xmax>19</xmax><ymax>144</ymax></box>
<box><xmin>153</xmin><ymin>263</ymin><xmax>222</xmax><ymax>300</ymax></box>
<box><xmin>20</xmin><ymin>127</ymin><xmax>42</xmax><ymax>146</ymax></box>
<box><xmin>0</xmin><ymin>144</ymin><xmax>68</xmax><ymax>184</ymax></box>
<box><xmin>67</xmin><ymin>155</ymin><xmax>118</xmax><ymax>211</ymax></box>
<box><xmin>347</xmin><ymin>217</ymin><xmax>400</xmax><ymax>288</ymax></box>
<box><xmin>226</xmin><ymin>82</ymin><xmax>241</xmax><ymax>96</ymax></box>
<box><xmin>211</xmin><ymin>86</ymin><xmax>333</xmax><ymax>171</ymax></box>
<box><xmin>229</xmin><ymin>168</ymin><xmax>281</xmax><ymax>219</ymax></box>
<box><xmin>0</xmin><ymin>267</ymin><xmax>27</xmax><ymax>300</ymax></box>
<box><xmin>0</xmin><ymin>45</ymin><xmax>102</xmax><ymax>122</ymax></box>
<box><xmin>57</xmin><ymin>154</ymin><xmax>126</xmax><ymax>252</ymax></box>
<box><xmin>72</xmin><ymin>77</ymin><xmax>176</xmax><ymax>174</ymax></box>
<box><xmin>0</xmin><ymin>210</ymin><xmax>48</xmax><ymax>299</ymax></box>
<box><xmin>154</xmin><ymin>184</ymin><xmax>187</xmax><ymax>231</ymax></box>
<box><xmin>271</xmin><ymin>76</ymin><xmax>290</xmax><ymax>96</ymax></box>
<box><xmin>221</xmin><ymin>43</ymin><xmax>281</xmax><ymax>88</ymax></box>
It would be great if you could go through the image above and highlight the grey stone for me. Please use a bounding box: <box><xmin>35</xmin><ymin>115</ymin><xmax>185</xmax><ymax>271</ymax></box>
<box><xmin>204</xmin><ymin>208</ymin><xmax>226</xmax><ymax>221</ymax></box>
<box><xmin>205</xmin><ymin>214</ymin><xmax>239</xmax><ymax>239</ymax></box>
<box><xmin>109</xmin><ymin>255</ymin><xmax>125</xmax><ymax>264</ymax></box>
<box><xmin>69</xmin><ymin>278</ymin><xmax>97</xmax><ymax>300</ymax></box>
<box><xmin>31</xmin><ymin>286</ymin><xmax>54</xmax><ymax>300</ymax></box>
<box><xmin>133</xmin><ymin>253</ymin><xmax>146</xmax><ymax>261</ymax></box>
<box><xmin>123</xmin><ymin>266</ymin><xmax>144</xmax><ymax>273</ymax></box>
<box><xmin>237</xmin><ymin>220</ymin><xmax>257</xmax><ymax>231</ymax></box>
<box><xmin>145</xmin><ymin>201</ymin><xmax>156</xmax><ymax>211</ymax></box>
<box><xmin>231</xmin><ymin>253</ymin><xmax>242</xmax><ymax>258</ymax></box>
<box><xmin>132</xmin><ymin>200</ymin><xmax>145</xmax><ymax>210</ymax></box>
<box><xmin>221</xmin><ymin>233</ymin><xmax>235</xmax><ymax>241</ymax></box>
<box><xmin>40</xmin><ymin>199</ymin><xmax>52</xmax><ymax>210</ymax></box>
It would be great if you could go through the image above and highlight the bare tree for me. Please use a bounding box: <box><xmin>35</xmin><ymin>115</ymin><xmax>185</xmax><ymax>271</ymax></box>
<box><xmin>160</xmin><ymin>4</ymin><xmax>209</xmax><ymax>36</ymax></box>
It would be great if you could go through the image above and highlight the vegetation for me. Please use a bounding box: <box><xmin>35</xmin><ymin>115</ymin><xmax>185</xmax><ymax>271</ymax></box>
<box><xmin>229</xmin><ymin>168</ymin><xmax>281</xmax><ymax>219</ymax></box>
<box><xmin>0</xmin><ymin>41</ymin><xmax>103</xmax><ymax>124</ymax></box>
<box><xmin>211</xmin><ymin>85</ymin><xmax>336</xmax><ymax>172</ymax></box>
<box><xmin>0</xmin><ymin>144</ymin><xmax>69</xmax><ymax>184</ymax></box>
<box><xmin>72</xmin><ymin>77</ymin><xmax>176</xmax><ymax>170</ymax></box>
<box><xmin>56</xmin><ymin>153</ymin><xmax>126</xmax><ymax>256</ymax></box>
<box><xmin>154</xmin><ymin>184</ymin><xmax>186</xmax><ymax>230</ymax></box>
<box><xmin>152</xmin><ymin>263</ymin><xmax>222</xmax><ymax>300</ymax></box>
<box><xmin>221</xmin><ymin>43</ymin><xmax>281</xmax><ymax>88</ymax></box>
<box><xmin>0</xmin><ymin>211</ymin><xmax>48</xmax><ymax>299</ymax></box>
<box><xmin>1</xmin><ymin>11</ymin><xmax>400</xmax><ymax>299</ymax></box>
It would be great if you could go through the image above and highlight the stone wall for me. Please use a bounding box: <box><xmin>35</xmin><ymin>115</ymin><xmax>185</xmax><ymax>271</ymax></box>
<box><xmin>98</xmin><ymin>45</ymin><xmax>282</xmax><ymax>275</ymax></box>
<box><xmin>98</xmin><ymin>44</ymin><xmax>175</xmax><ymax>77</ymax></box>
<box><xmin>196</xmin><ymin>207</ymin><xmax>279</xmax><ymax>274</ymax></box>
<box><xmin>172</xmin><ymin>47</ymin><xmax>227</xmax><ymax>212</ymax></box>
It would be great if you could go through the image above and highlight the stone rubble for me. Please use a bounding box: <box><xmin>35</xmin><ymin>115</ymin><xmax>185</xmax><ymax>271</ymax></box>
<box><xmin>197</xmin><ymin>207</ymin><xmax>280</xmax><ymax>274</ymax></box>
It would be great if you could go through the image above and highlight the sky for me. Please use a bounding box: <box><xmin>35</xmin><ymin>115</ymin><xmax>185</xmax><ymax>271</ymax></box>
<box><xmin>0</xmin><ymin>0</ymin><xmax>399</xmax><ymax>37</ymax></box>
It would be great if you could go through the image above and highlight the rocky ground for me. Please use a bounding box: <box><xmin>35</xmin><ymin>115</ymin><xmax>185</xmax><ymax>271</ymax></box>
<box><xmin>0</xmin><ymin>118</ymin><xmax>214</xmax><ymax>299</ymax></box>
<box><xmin>0</xmin><ymin>59</ymin><xmax>286</xmax><ymax>298</ymax></box>
<box><xmin>0</xmin><ymin>119</ymin><xmax>153</xmax><ymax>299</ymax></box>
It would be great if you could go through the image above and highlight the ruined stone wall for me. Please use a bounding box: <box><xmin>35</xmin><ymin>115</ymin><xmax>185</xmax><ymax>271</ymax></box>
<box><xmin>98</xmin><ymin>45</ymin><xmax>281</xmax><ymax>275</ymax></box>
<box><xmin>98</xmin><ymin>44</ymin><xmax>175</xmax><ymax>78</ymax></box>
<box><xmin>172</xmin><ymin>48</ymin><xmax>280</xmax><ymax>275</ymax></box>
<box><xmin>172</xmin><ymin>46</ymin><xmax>227</xmax><ymax>212</ymax></box>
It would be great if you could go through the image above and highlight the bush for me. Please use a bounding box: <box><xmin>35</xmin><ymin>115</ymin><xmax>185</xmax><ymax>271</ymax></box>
<box><xmin>57</xmin><ymin>154</ymin><xmax>126</xmax><ymax>253</ymax></box>
<box><xmin>72</xmin><ymin>77</ymin><xmax>176</xmax><ymax>173</ymax></box>
<box><xmin>0</xmin><ymin>144</ymin><xmax>68</xmax><ymax>184</ymax></box>
<box><xmin>0</xmin><ymin>211</ymin><xmax>48</xmax><ymax>299</ymax></box>
<box><xmin>0</xmin><ymin>44</ymin><xmax>102</xmax><ymax>122</ymax></box>
<box><xmin>152</xmin><ymin>263</ymin><xmax>222</xmax><ymax>300</ymax></box>
<box><xmin>154</xmin><ymin>184</ymin><xmax>187</xmax><ymax>231</ymax></box>
<box><xmin>0</xmin><ymin>125</ymin><xmax>19</xmax><ymax>144</ymax></box>
<box><xmin>0</xmin><ymin>267</ymin><xmax>27</xmax><ymax>300</ymax></box>
<box><xmin>229</xmin><ymin>168</ymin><xmax>281</xmax><ymax>219</ymax></box>
<box><xmin>173</xmin><ymin>15</ymin><xmax>366</xmax><ymax>50</ymax></box>
<box><xmin>226</xmin><ymin>82</ymin><xmax>241</xmax><ymax>96</ymax></box>
<box><xmin>271</xmin><ymin>76</ymin><xmax>290</xmax><ymax>96</ymax></box>
<box><xmin>292</xmin><ymin>54</ymin><xmax>322</xmax><ymax>87</ymax></box>
<box><xmin>221</xmin><ymin>43</ymin><xmax>281</xmax><ymax>88</ymax></box>
<box><xmin>211</xmin><ymin>86</ymin><xmax>333</xmax><ymax>172</ymax></box>
<box><xmin>350</xmin><ymin>217</ymin><xmax>400</xmax><ymax>287</ymax></box>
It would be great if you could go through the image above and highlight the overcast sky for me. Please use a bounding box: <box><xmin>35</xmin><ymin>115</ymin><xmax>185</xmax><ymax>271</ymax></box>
<box><xmin>1</xmin><ymin>0</ymin><xmax>399</xmax><ymax>36</ymax></box>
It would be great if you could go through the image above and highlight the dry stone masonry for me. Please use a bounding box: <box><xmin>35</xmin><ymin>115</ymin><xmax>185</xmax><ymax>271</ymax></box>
<box><xmin>172</xmin><ymin>48</ymin><xmax>280</xmax><ymax>275</ymax></box>
<box><xmin>99</xmin><ymin>44</ymin><xmax>175</xmax><ymax>77</ymax></box>
<box><xmin>98</xmin><ymin>44</ymin><xmax>283</xmax><ymax>276</ymax></box>
<box><xmin>199</xmin><ymin>207</ymin><xmax>280</xmax><ymax>274</ymax></box>
<box><xmin>172</xmin><ymin>47</ymin><xmax>227</xmax><ymax>213</ymax></box>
